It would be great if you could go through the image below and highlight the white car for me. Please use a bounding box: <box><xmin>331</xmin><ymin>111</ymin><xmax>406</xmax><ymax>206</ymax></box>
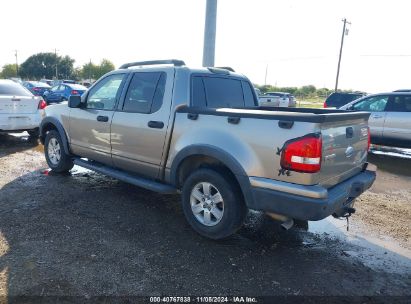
<box><xmin>258</xmin><ymin>92</ymin><xmax>296</xmax><ymax>108</ymax></box>
<box><xmin>0</xmin><ymin>79</ymin><xmax>46</xmax><ymax>137</ymax></box>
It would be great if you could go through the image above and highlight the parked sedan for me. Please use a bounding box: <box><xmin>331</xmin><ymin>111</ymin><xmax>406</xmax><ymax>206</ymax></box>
<box><xmin>0</xmin><ymin>79</ymin><xmax>46</xmax><ymax>137</ymax></box>
<box><xmin>23</xmin><ymin>81</ymin><xmax>51</xmax><ymax>97</ymax></box>
<box><xmin>43</xmin><ymin>83</ymin><xmax>87</xmax><ymax>104</ymax></box>
<box><xmin>340</xmin><ymin>92</ymin><xmax>411</xmax><ymax>148</ymax></box>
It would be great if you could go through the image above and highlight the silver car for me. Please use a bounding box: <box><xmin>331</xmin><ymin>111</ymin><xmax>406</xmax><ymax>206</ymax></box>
<box><xmin>340</xmin><ymin>92</ymin><xmax>411</xmax><ymax>148</ymax></box>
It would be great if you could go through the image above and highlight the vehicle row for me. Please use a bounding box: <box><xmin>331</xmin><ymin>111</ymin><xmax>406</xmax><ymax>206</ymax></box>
<box><xmin>22</xmin><ymin>81</ymin><xmax>87</xmax><ymax>104</ymax></box>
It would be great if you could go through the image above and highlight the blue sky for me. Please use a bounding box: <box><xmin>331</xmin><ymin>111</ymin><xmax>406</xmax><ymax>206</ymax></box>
<box><xmin>1</xmin><ymin>0</ymin><xmax>410</xmax><ymax>92</ymax></box>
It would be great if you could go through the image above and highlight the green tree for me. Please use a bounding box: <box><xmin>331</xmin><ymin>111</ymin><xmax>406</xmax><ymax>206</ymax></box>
<box><xmin>0</xmin><ymin>64</ymin><xmax>18</xmax><ymax>78</ymax></box>
<box><xmin>95</xmin><ymin>59</ymin><xmax>115</xmax><ymax>79</ymax></box>
<box><xmin>20</xmin><ymin>52</ymin><xmax>75</xmax><ymax>80</ymax></box>
<box><xmin>58</xmin><ymin>55</ymin><xmax>75</xmax><ymax>79</ymax></box>
<box><xmin>81</xmin><ymin>62</ymin><xmax>98</xmax><ymax>80</ymax></box>
<box><xmin>297</xmin><ymin>85</ymin><xmax>317</xmax><ymax>97</ymax></box>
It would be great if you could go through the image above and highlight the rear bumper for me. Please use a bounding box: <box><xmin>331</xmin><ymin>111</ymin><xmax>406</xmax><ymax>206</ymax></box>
<box><xmin>248</xmin><ymin>169</ymin><xmax>376</xmax><ymax>221</ymax></box>
<box><xmin>0</xmin><ymin>113</ymin><xmax>42</xmax><ymax>131</ymax></box>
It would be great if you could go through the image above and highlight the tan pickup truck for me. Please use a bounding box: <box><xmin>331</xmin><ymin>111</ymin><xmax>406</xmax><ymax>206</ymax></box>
<box><xmin>39</xmin><ymin>60</ymin><xmax>376</xmax><ymax>240</ymax></box>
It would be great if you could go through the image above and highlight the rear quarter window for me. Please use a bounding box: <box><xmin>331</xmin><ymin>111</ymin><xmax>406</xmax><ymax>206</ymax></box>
<box><xmin>191</xmin><ymin>76</ymin><xmax>255</xmax><ymax>108</ymax></box>
<box><xmin>203</xmin><ymin>77</ymin><xmax>244</xmax><ymax>108</ymax></box>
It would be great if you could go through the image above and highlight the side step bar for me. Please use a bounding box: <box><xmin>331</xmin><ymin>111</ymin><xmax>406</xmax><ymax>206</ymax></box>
<box><xmin>73</xmin><ymin>158</ymin><xmax>177</xmax><ymax>194</ymax></box>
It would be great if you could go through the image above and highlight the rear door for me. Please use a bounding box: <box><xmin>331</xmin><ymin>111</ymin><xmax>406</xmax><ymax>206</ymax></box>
<box><xmin>110</xmin><ymin>69</ymin><xmax>173</xmax><ymax>179</ymax></box>
<box><xmin>351</xmin><ymin>95</ymin><xmax>389</xmax><ymax>140</ymax></box>
<box><xmin>382</xmin><ymin>95</ymin><xmax>411</xmax><ymax>147</ymax></box>
<box><xmin>69</xmin><ymin>73</ymin><xmax>126</xmax><ymax>165</ymax></box>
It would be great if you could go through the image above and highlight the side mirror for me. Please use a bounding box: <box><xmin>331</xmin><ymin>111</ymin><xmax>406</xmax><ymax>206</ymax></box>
<box><xmin>68</xmin><ymin>95</ymin><xmax>82</xmax><ymax>108</ymax></box>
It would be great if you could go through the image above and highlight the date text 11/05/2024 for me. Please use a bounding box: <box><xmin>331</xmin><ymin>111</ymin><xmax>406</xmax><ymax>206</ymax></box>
<box><xmin>149</xmin><ymin>296</ymin><xmax>258</xmax><ymax>303</ymax></box>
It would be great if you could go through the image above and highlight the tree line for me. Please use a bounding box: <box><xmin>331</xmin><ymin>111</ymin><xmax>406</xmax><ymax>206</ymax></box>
<box><xmin>255</xmin><ymin>84</ymin><xmax>357</xmax><ymax>99</ymax></box>
<box><xmin>0</xmin><ymin>52</ymin><xmax>115</xmax><ymax>81</ymax></box>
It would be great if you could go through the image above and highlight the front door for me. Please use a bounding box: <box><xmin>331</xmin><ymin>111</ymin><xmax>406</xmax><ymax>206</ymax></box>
<box><xmin>351</xmin><ymin>95</ymin><xmax>389</xmax><ymax>142</ymax></box>
<box><xmin>111</xmin><ymin>70</ymin><xmax>173</xmax><ymax>179</ymax></box>
<box><xmin>69</xmin><ymin>73</ymin><xmax>126</xmax><ymax>165</ymax></box>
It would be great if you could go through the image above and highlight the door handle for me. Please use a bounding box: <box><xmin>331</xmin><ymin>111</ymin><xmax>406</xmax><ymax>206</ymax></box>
<box><xmin>148</xmin><ymin>121</ymin><xmax>164</xmax><ymax>129</ymax></box>
<box><xmin>96</xmin><ymin>115</ymin><xmax>109</xmax><ymax>122</ymax></box>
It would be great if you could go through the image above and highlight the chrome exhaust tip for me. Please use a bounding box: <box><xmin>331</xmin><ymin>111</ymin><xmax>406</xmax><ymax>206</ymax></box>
<box><xmin>266</xmin><ymin>212</ymin><xmax>294</xmax><ymax>230</ymax></box>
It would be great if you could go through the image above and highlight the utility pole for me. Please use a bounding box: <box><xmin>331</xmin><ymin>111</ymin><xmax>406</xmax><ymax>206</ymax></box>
<box><xmin>54</xmin><ymin>48</ymin><xmax>58</xmax><ymax>79</ymax></box>
<box><xmin>202</xmin><ymin>0</ymin><xmax>218</xmax><ymax>67</ymax></box>
<box><xmin>335</xmin><ymin>18</ymin><xmax>350</xmax><ymax>92</ymax></box>
<box><xmin>89</xmin><ymin>59</ymin><xmax>92</xmax><ymax>83</ymax></box>
<box><xmin>264</xmin><ymin>64</ymin><xmax>268</xmax><ymax>85</ymax></box>
<box><xmin>14</xmin><ymin>50</ymin><xmax>19</xmax><ymax>77</ymax></box>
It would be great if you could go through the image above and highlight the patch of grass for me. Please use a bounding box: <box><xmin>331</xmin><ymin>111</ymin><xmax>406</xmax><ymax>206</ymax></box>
<box><xmin>297</xmin><ymin>97</ymin><xmax>324</xmax><ymax>108</ymax></box>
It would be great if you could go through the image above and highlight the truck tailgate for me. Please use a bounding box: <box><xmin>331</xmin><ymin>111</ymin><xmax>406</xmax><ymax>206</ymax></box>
<box><xmin>320</xmin><ymin>117</ymin><xmax>369</xmax><ymax>188</ymax></box>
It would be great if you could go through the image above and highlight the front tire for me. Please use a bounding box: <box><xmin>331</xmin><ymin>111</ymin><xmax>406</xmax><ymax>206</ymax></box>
<box><xmin>181</xmin><ymin>168</ymin><xmax>247</xmax><ymax>240</ymax></box>
<box><xmin>44</xmin><ymin>130</ymin><xmax>73</xmax><ymax>173</ymax></box>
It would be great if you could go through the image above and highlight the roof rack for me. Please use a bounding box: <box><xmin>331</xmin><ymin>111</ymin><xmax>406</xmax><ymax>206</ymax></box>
<box><xmin>119</xmin><ymin>59</ymin><xmax>186</xmax><ymax>69</ymax></box>
<box><xmin>215</xmin><ymin>66</ymin><xmax>235</xmax><ymax>72</ymax></box>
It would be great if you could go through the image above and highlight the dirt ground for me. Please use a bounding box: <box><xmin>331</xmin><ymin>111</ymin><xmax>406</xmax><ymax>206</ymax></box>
<box><xmin>0</xmin><ymin>133</ymin><xmax>410</xmax><ymax>301</ymax></box>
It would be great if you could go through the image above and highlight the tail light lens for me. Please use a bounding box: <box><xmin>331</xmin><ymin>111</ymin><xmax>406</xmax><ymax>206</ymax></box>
<box><xmin>367</xmin><ymin>127</ymin><xmax>371</xmax><ymax>151</ymax></box>
<box><xmin>38</xmin><ymin>99</ymin><xmax>47</xmax><ymax>110</ymax></box>
<box><xmin>280</xmin><ymin>134</ymin><xmax>322</xmax><ymax>173</ymax></box>
<box><xmin>323</xmin><ymin>101</ymin><xmax>327</xmax><ymax>108</ymax></box>
<box><xmin>71</xmin><ymin>90</ymin><xmax>79</xmax><ymax>95</ymax></box>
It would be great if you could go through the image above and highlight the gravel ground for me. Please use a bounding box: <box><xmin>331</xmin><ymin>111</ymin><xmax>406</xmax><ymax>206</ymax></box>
<box><xmin>0</xmin><ymin>133</ymin><xmax>410</xmax><ymax>301</ymax></box>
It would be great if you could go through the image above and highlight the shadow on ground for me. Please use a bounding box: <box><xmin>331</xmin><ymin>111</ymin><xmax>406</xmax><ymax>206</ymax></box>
<box><xmin>0</xmin><ymin>133</ymin><xmax>40</xmax><ymax>158</ymax></box>
<box><xmin>0</xmin><ymin>168</ymin><xmax>410</xmax><ymax>299</ymax></box>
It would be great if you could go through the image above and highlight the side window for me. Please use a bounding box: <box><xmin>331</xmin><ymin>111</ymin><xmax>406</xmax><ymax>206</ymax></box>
<box><xmin>242</xmin><ymin>81</ymin><xmax>257</xmax><ymax>107</ymax></box>
<box><xmin>123</xmin><ymin>72</ymin><xmax>166</xmax><ymax>113</ymax></box>
<box><xmin>87</xmin><ymin>74</ymin><xmax>125</xmax><ymax>110</ymax></box>
<box><xmin>59</xmin><ymin>85</ymin><xmax>66</xmax><ymax>91</ymax></box>
<box><xmin>51</xmin><ymin>86</ymin><xmax>58</xmax><ymax>92</ymax></box>
<box><xmin>404</xmin><ymin>96</ymin><xmax>411</xmax><ymax>112</ymax></box>
<box><xmin>385</xmin><ymin>96</ymin><xmax>411</xmax><ymax>112</ymax></box>
<box><xmin>352</xmin><ymin>96</ymin><xmax>388</xmax><ymax>112</ymax></box>
<box><xmin>191</xmin><ymin>77</ymin><xmax>206</xmax><ymax>107</ymax></box>
<box><xmin>203</xmin><ymin>77</ymin><xmax>244</xmax><ymax>108</ymax></box>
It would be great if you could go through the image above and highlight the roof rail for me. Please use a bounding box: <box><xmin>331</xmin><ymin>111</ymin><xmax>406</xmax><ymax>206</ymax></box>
<box><xmin>119</xmin><ymin>59</ymin><xmax>186</xmax><ymax>69</ymax></box>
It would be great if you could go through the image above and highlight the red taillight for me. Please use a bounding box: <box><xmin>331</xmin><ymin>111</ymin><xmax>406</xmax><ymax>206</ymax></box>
<box><xmin>323</xmin><ymin>101</ymin><xmax>327</xmax><ymax>108</ymax></box>
<box><xmin>38</xmin><ymin>99</ymin><xmax>47</xmax><ymax>110</ymax></box>
<box><xmin>280</xmin><ymin>134</ymin><xmax>322</xmax><ymax>173</ymax></box>
<box><xmin>367</xmin><ymin>127</ymin><xmax>371</xmax><ymax>151</ymax></box>
<box><xmin>71</xmin><ymin>90</ymin><xmax>79</xmax><ymax>95</ymax></box>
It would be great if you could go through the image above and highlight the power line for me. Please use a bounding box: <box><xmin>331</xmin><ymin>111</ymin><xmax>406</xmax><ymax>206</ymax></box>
<box><xmin>360</xmin><ymin>54</ymin><xmax>411</xmax><ymax>57</ymax></box>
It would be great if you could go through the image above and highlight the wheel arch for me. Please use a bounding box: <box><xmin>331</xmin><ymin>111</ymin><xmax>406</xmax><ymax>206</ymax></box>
<box><xmin>170</xmin><ymin>145</ymin><xmax>254</xmax><ymax>208</ymax></box>
<box><xmin>39</xmin><ymin>117</ymin><xmax>70</xmax><ymax>155</ymax></box>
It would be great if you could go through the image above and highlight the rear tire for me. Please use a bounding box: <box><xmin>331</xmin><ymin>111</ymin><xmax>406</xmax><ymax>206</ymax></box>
<box><xmin>45</xmin><ymin>130</ymin><xmax>73</xmax><ymax>173</ymax></box>
<box><xmin>181</xmin><ymin>168</ymin><xmax>247</xmax><ymax>240</ymax></box>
